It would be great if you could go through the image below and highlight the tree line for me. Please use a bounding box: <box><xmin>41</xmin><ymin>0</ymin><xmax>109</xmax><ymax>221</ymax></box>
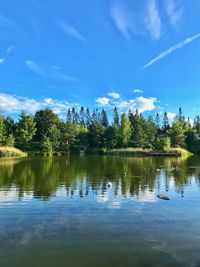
<box><xmin>0</xmin><ymin>107</ymin><xmax>200</xmax><ymax>154</ymax></box>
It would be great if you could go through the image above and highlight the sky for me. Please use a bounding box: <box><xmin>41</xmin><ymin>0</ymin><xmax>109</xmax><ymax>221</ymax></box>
<box><xmin>0</xmin><ymin>0</ymin><xmax>200</xmax><ymax>120</ymax></box>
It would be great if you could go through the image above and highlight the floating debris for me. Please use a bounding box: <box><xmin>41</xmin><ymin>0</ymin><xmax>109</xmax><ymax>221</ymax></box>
<box><xmin>157</xmin><ymin>194</ymin><xmax>170</xmax><ymax>201</ymax></box>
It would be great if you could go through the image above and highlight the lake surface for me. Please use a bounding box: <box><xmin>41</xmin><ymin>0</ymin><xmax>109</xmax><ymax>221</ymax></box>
<box><xmin>0</xmin><ymin>155</ymin><xmax>200</xmax><ymax>267</ymax></box>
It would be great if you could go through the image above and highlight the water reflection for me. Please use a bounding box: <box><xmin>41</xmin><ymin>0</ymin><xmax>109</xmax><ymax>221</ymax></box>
<box><xmin>0</xmin><ymin>155</ymin><xmax>200</xmax><ymax>201</ymax></box>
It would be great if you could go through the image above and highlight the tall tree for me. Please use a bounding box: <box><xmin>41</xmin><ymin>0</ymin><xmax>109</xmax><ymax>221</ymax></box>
<box><xmin>86</xmin><ymin>108</ymin><xmax>91</xmax><ymax>129</ymax></box>
<box><xmin>101</xmin><ymin>109</ymin><xmax>109</xmax><ymax>127</ymax></box>
<box><xmin>120</xmin><ymin>113</ymin><xmax>131</xmax><ymax>147</ymax></box>
<box><xmin>155</xmin><ymin>113</ymin><xmax>160</xmax><ymax>130</ymax></box>
<box><xmin>0</xmin><ymin>117</ymin><xmax>6</xmax><ymax>146</ymax></box>
<box><xmin>162</xmin><ymin>112</ymin><xmax>170</xmax><ymax>132</ymax></box>
<box><xmin>113</xmin><ymin>107</ymin><xmax>119</xmax><ymax>127</ymax></box>
<box><xmin>34</xmin><ymin>108</ymin><xmax>60</xmax><ymax>141</ymax></box>
<box><xmin>16</xmin><ymin>111</ymin><xmax>36</xmax><ymax>150</ymax></box>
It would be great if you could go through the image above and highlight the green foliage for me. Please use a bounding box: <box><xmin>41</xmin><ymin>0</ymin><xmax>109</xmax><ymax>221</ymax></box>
<box><xmin>120</xmin><ymin>113</ymin><xmax>131</xmax><ymax>147</ymax></box>
<box><xmin>16</xmin><ymin>111</ymin><xmax>36</xmax><ymax>150</ymax></box>
<box><xmin>0</xmin><ymin>117</ymin><xmax>6</xmax><ymax>146</ymax></box>
<box><xmin>0</xmin><ymin>146</ymin><xmax>26</xmax><ymax>157</ymax></box>
<box><xmin>6</xmin><ymin>134</ymin><xmax>15</xmax><ymax>147</ymax></box>
<box><xmin>162</xmin><ymin>137</ymin><xmax>171</xmax><ymax>150</ymax></box>
<box><xmin>169</xmin><ymin>121</ymin><xmax>188</xmax><ymax>147</ymax></box>
<box><xmin>0</xmin><ymin>106</ymin><xmax>199</xmax><ymax>155</ymax></box>
<box><xmin>41</xmin><ymin>136</ymin><xmax>53</xmax><ymax>156</ymax></box>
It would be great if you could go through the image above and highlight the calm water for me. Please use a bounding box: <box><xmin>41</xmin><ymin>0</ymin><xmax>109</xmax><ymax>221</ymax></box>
<box><xmin>0</xmin><ymin>155</ymin><xmax>200</xmax><ymax>267</ymax></box>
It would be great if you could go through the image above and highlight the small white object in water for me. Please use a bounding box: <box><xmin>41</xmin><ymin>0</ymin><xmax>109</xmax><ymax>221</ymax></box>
<box><xmin>107</xmin><ymin>182</ymin><xmax>112</xmax><ymax>188</ymax></box>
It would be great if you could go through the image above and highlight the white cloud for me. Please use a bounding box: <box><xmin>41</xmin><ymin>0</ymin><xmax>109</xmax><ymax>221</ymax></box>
<box><xmin>96</xmin><ymin>91</ymin><xmax>157</xmax><ymax>113</ymax></box>
<box><xmin>25</xmin><ymin>60</ymin><xmax>46</xmax><ymax>76</ymax></box>
<box><xmin>165</xmin><ymin>0</ymin><xmax>183</xmax><ymax>26</ymax></box>
<box><xmin>133</xmin><ymin>89</ymin><xmax>143</xmax><ymax>94</ymax></box>
<box><xmin>107</xmin><ymin>92</ymin><xmax>120</xmax><ymax>99</ymax></box>
<box><xmin>143</xmin><ymin>33</ymin><xmax>200</xmax><ymax>68</ymax></box>
<box><xmin>111</xmin><ymin>1</ymin><xmax>133</xmax><ymax>40</ymax></box>
<box><xmin>0</xmin><ymin>58</ymin><xmax>5</xmax><ymax>64</ymax></box>
<box><xmin>96</xmin><ymin>97</ymin><xmax>110</xmax><ymax>106</ymax></box>
<box><xmin>60</xmin><ymin>22</ymin><xmax>86</xmax><ymax>42</ymax></box>
<box><xmin>145</xmin><ymin>0</ymin><xmax>161</xmax><ymax>40</ymax></box>
<box><xmin>0</xmin><ymin>93</ymin><xmax>79</xmax><ymax>115</ymax></box>
<box><xmin>167</xmin><ymin>112</ymin><xmax>176</xmax><ymax>119</ymax></box>
<box><xmin>129</xmin><ymin>96</ymin><xmax>157</xmax><ymax>113</ymax></box>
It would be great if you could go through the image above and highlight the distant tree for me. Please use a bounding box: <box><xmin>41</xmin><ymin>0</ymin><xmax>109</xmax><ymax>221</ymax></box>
<box><xmin>0</xmin><ymin>117</ymin><xmax>6</xmax><ymax>146</ymax></box>
<box><xmin>4</xmin><ymin>117</ymin><xmax>15</xmax><ymax>136</ymax></box>
<box><xmin>79</xmin><ymin>107</ymin><xmax>85</xmax><ymax>127</ymax></box>
<box><xmin>16</xmin><ymin>111</ymin><xmax>36</xmax><ymax>150</ymax></box>
<box><xmin>120</xmin><ymin>113</ymin><xmax>131</xmax><ymax>147</ymax></box>
<box><xmin>146</xmin><ymin>116</ymin><xmax>157</xmax><ymax>147</ymax></box>
<box><xmin>86</xmin><ymin>108</ymin><xmax>91</xmax><ymax>129</ymax></box>
<box><xmin>41</xmin><ymin>136</ymin><xmax>53</xmax><ymax>155</ymax></box>
<box><xmin>170</xmin><ymin>121</ymin><xmax>188</xmax><ymax>147</ymax></box>
<box><xmin>6</xmin><ymin>134</ymin><xmax>15</xmax><ymax>147</ymax></box>
<box><xmin>155</xmin><ymin>113</ymin><xmax>160</xmax><ymax>130</ymax></box>
<box><xmin>162</xmin><ymin>112</ymin><xmax>170</xmax><ymax>132</ymax></box>
<box><xmin>66</xmin><ymin>109</ymin><xmax>72</xmax><ymax>125</ymax></box>
<box><xmin>87</xmin><ymin>121</ymin><xmax>103</xmax><ymax>148</ymax></box>
<box><xmin>34</xmin><ymin>109</ymin><xmax>60</xmax><ymax>141</ymax></box>
<box><xmin>113</xmin><ymin>107</ymin><xmax>119</xmax><ymax>127</ymax></box>
<box><xmin>104</xmin><ymin>126</ymin><xmax>117</xmax><ymax>149</ymax></box>
<box><xmin>162</xmin><ymin>137</ymin><xmax>171</xmax><ymax>150</ymax></box>
<box><xmin>101</xmin><ymin>109</ymin><xmax>109</xmax><ymax>127</ymax></box>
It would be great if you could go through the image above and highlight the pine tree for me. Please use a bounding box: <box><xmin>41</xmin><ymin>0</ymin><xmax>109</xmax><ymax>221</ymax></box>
<box><xmin>86</xmin><ymin>108</ymin><xmax>91</xmax><ymax>129</ymax></box>
<box><xmin>101</xmin><ymin>109</ymin><xmax>109</xmax><ymax>127</ymax></box>
<box><xmin>113</xmin><ymin>107</ymin><xmax>119</xmax><ymax>127</ymax></box>
<box><xmin>0</xmin><ymin>117</ymin><xmax>6</xmax><ymax>146</ymax></box>
<box><xmin>155</xmin><ymin>113</ymin><xmax>160</xmax><ymax>130</ymax></box>
<box><xmin>162</xmin><ymin>112</ymin><xmax>170</xmax><ymax>132</ymax></box>
<box><xmin>66</xmin><ymin>109</ymin><xmax>72</xmax><ymax>125</ymax></box>
<box><xmin>79</xmin><ymin>107</ymin><xmax>85</xmax><ymax>127</ymax></box>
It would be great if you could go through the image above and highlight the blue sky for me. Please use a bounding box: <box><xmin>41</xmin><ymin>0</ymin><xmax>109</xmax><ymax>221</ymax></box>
<box><xmin>0</xmin><ymin>0</ymin><xmax>200</xmax><ymax>120</ymax></box>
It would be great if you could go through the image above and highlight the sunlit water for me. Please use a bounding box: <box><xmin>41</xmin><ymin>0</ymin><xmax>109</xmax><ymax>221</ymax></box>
<box><xmin>0</xmin><ymin>155</ymin><xmax>200</xmax><ymax>267</ymax></box>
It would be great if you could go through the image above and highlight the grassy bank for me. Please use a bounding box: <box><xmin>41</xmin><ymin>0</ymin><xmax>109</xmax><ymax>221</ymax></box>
<box><xmin>0</xmin><ymin>147</ymin><xmax>27</xmax><ymax>158</ymax></box>
<box><xmin>86</xmin><ymin>147</ymin><xmax>193</xmax><ymax>157</ymax></box>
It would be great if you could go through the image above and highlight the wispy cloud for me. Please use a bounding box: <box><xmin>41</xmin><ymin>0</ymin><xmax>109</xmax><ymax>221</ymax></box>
<box><xmin>25</xmin><ymin>60</ymin><xmax>77</xmax><ymax>82</ymax></box>
<box><xmin>6</xmin><ymin>45</ymin><xmax>14</xmax><ymax>54</ymax></box>
<box><xmin>145</xmin><ymin>0</ymin><xmax>161</xmax><ymax>40</ymax></box>
<box><xmin>60</xmin><ymin>22</ymin><xmax>86</xmax><ymax>42</ymax></box>
<box><xmin>25</xmin><ymin>60</ymin><xmax>47</xmax><ymax>76</ymax></box>
<box><xmin>0</xmin><ymin>58</ymin><xmax>5</xmax><ymax>64</ymax></box>
<box><xmin>96</xmin><ymin>97</ymin><xmax>110</xmax><ymax>106</ymax></box>
<box><xmin>0</xmin><ymin>93</ymin><xmax>79</xmax><ymax>115</ymax></box>
<box><xmin>133</xmin><ymin>89</ymin><xmax>143</xmax><ymax>94</ymax></box>
<box><xmin>111</xmin><ymin>1</ymin><xmax>134</xmax><ymax>40</ymax></box>
<box><xmin>107</xmin><ymin>92</ymin><xmax>120</xmax><ymax>99</ymax></box>
<box><xmin>0</xmin><ymin>13</ymin><xmax>22</xmax><ymax>34</ymax></box>
<box><xmin>143</xmin><ymin>33</ymin><xmax>200</xmax><ymax>68</ymax></box>
<box><xmin>165</xmin><ymin>0</ymin><xmax>183</xmax><ymax>26</ymax></box>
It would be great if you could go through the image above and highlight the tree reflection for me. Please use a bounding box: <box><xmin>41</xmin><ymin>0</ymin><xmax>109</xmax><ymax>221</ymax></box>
<box><xmin>0</xmin><ymin>155</ymin><xmax>199</xmax><ymax>200</ymax></box>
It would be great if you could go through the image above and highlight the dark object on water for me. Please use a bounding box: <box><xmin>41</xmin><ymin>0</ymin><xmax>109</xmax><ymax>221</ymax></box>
<box><xmin>157</xmin><ymin>194</ymin><xmax>170</xmax><ymax>200</ymax></box>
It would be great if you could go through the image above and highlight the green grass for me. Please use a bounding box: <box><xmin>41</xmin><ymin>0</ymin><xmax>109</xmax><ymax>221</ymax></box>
<box><xmin>101</xmin><ymin>147</ymin><xmax>193</xmax><ymax>158</ymax></box>
<box><xmin>0</xmin><ymin>147</ymin><xmax>27</xmax><ymax>158</ymax></box>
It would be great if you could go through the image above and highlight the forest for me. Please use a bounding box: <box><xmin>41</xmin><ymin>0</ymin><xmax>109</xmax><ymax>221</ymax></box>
<box><xmin>0</xmin><ymin>107</ymin><xmax>200</xmax><ymax>155</ymax></box>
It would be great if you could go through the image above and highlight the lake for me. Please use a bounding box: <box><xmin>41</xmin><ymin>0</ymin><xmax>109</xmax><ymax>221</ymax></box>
<box><xmin>0</xmin><ymin>155</ymin><xmax>200</xmax><ymax>267</ymax></box>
